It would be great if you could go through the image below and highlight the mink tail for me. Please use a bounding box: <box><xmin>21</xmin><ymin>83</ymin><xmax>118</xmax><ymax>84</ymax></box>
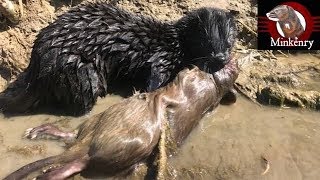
<box><xmin>3</xmin><ymin>151</ymin><xmax>85</xmax><ymax>180</ymax></box>
<box><xmin>0</xmin><ymin>72</ymin><xmax>39</xmax><ymax>115</ymax></box>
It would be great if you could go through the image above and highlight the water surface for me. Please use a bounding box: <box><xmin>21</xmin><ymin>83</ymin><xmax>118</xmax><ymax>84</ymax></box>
<box><xmin>0</xmin><ymin>96</ymin><xmax>319</xmax><ymax>180</ymax></box>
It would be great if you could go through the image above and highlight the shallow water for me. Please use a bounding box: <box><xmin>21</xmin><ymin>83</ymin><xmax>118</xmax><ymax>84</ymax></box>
<box><xmin>169</xmin><ymin>96</ymin><xmax>320</xmax><ymax>180</ymax></box>
<box><xmin>0</xmin><ymin>95</ymin><xmax>123</xmax><ymax>179</ymax></box>
<box><xmin>0</xmin><ymin>95</ymin><xmax>319</xmax><ymax>180</ymax></box>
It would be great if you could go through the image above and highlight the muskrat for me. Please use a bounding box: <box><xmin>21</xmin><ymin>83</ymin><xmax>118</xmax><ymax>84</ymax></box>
<box><xmin>0</xmin><ymin>2</ymin><xmax>237</xmax><ymax>116</ymax></box>
<box><xmin>266</xmin><ymin>5</ymin><xmax>305</xmax><ymax>38</ymax></box>
<box><xmin>4</xmin><ymin>59</ymin><xmax>239</xmax><ymax>180</ymax></box>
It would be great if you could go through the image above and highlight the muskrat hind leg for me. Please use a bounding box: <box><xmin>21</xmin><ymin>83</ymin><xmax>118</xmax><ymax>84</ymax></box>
<box><xmin>24</xmin><ymin>123</ymin><xmax>77</xmax><ymax>141</ymax></box>
<box><xmin>36</xmin><ymin>157</ymin><xmax>89</xmax><ymax>180</ymax></box>
<box><xmin>220</xmin><ymin>88</ymin><xmax>237</xmax><ymax>105</ymax></box>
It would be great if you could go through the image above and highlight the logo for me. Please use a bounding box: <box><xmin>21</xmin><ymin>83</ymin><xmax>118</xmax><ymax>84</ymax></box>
<box><xmin>258</xmin><ymin>0</ymin><xmax>320</xmax><ymax>50</ymax></box>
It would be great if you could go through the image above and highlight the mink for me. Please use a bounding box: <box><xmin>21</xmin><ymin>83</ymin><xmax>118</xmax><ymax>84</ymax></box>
<box><xmin>0</xmin><ymin>2</ymin><xmax>237</xmax><ymax>116</ymax></box>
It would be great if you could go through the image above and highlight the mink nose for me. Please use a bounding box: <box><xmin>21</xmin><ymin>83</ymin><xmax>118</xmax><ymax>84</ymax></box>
<box><xmin>215</xmin><ymin>52</ymin><xmax>226</xmax><ymax>62</ymax></box>
<box><xmin>266</xmin><ymin>13</ymin><xmax>270</xmax><ymax>18</ymax></box>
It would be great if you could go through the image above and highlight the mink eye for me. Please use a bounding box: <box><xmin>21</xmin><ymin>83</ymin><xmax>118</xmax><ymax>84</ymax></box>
<box><xmin>227</xmin><ymin>37</ymin><xmax>233</xmax><ymax>46</ymax></box>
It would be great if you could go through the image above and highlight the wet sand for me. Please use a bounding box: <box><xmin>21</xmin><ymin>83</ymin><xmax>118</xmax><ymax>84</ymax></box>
<box><xmin>0</xmin><ymin>95</ymin><xmax>319</xmax><ymax>179</ymax></box>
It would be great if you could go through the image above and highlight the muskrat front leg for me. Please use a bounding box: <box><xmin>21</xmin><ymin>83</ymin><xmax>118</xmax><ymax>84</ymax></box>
<box><xmin>36</xmin><ymin>156</ymin><xmax>89</xmax><ymax>180</ymax></box>
<box><xmin>24</xmin><ymin>123</ymin><xmax>77</xmax><ymax>141</ymax></box>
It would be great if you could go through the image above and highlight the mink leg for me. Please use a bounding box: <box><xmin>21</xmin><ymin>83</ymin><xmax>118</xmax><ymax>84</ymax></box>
<box><xmin>24</xmin><ymin>123</ymin><xmax>77</xmax><ymax>141</ymax></box>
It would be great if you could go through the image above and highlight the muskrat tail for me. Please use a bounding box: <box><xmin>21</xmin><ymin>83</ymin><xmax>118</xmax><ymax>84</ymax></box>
<box><xmin>0</xmin><ymin>73</ymin><xmax>39</xmax><ymax>115</ymax></box>
<box><xmin>3</xmin><ymin>151</ymin><xmax>84</xmax><ymax>180</ymax></box>
<box><xmin>3</xmin><ymin>155</ymin><xmax>59</xmax><ymax>180</ymax></box>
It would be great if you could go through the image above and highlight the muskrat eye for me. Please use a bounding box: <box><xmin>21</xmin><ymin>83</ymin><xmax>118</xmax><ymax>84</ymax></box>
<box><xmin>167</xmin><ymin>104</ymin><xmax>176</xmax><ymax>109</ymax></box>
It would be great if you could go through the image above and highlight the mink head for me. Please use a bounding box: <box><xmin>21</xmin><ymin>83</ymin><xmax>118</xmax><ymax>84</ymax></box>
<box><xmin>266</xmin><ymin>5</ymin><xmax>292</xmax><ymax>22</ymax></box>
<box><xmin>175</xmin><ymin>7</ymin><xmax>237</xmax><ymax>72</ymax></box>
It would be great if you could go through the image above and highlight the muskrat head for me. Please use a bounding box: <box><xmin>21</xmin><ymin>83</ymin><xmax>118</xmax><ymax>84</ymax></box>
<box><xmin>213</xmin><ymin>57</ymin><xmax>239</xmax><ymax>89</ymax></box>
<box><xmin>175</xmin><ymin>7</ymin><xmax>237</xmax><ymax>71</ymax></box>
<box><xmin>266</xmin><ymin>5</ymin><xmax>291</xmax><ymax>21</ymax></box>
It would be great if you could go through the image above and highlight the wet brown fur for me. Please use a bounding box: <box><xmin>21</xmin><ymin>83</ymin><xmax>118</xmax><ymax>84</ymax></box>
<box><xmin>4</xmin><ymin>61</ymin><xmax>239</xmax><ymax>180</ymax></box>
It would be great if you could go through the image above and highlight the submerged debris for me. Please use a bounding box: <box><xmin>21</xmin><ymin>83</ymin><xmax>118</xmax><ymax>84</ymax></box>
<box><xmin>261</xmin><ymin>156</ymin><xmax>270</xmax><ymax>175</ymax></box>
<box><xmin>0</xmin><ymin>132</ymin><xmax>3</xmax><ymax>144</ymax></box>
<box><xmin>167</xmin><ymin>164</ymin><xmax>213</xmax><ymax>180</ymax></box>
<box><xmin>7</xmin><ymin>144</ymin><xmax>46</xmax><ymax>157</ymax></box>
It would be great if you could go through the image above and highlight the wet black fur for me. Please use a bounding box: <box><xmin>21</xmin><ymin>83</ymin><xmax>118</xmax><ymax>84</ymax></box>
<box><xmin>0</xmin><ymin>2</ymin><xmax>237</xmax><ymax>116</ymax></box>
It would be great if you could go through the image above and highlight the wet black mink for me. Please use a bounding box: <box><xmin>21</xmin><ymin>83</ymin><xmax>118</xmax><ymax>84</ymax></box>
<box><xmin>0</xmin><ymin>2</ymin><xmax>237</xmax><ymax>116</ymax></box>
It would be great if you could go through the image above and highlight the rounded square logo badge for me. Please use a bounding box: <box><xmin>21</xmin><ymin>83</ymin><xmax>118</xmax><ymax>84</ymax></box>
<box><xmin>258</xmin><ymin>0</ymin><xmax>320</xmax><ymax>50</ymax></box>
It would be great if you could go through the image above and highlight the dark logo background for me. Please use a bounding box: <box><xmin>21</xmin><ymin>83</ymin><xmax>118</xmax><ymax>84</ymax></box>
<box><xmin>258</xmin><ymin>0</ymin><xmax>320</xmax><ymax>50</ymax></box>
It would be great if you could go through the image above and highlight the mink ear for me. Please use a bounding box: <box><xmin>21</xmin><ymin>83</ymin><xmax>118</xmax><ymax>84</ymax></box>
<box><xmin>109</xmin><ymin>0</ymin><xmax>118</xmax><ymax>5</ymax></box>
<box><xmin>286</xmin><ymin>5</ymin><xmax>290</xmax><ymax>9</ymax></box>
<box><xmin>228</xmin><ymin>10</ymin><xmax>239</xmax><ymax>17</ymax></box>
<box><xmin>287</xmin><ymin>5</ymin><xmax>294</xmax><ymax>12</ymax></box>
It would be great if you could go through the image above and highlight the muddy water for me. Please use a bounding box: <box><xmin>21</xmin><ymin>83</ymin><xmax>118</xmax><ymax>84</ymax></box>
<box><xmin>169</xmin><ymin>96</ymin><xmax>320</xmax><ymax>180</ymax></box>
<box><xmin>0</xmin><ymin>95</ymin><xmax>319</xmax><ymax>180</ymax></box>
<box><xmin>0</xmin><ymin>95</ymin><xmax>122</xmax><ymax>179</ymax></box>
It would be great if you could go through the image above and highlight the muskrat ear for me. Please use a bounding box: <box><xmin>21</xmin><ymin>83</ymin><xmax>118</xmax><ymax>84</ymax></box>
<box><xmin>190</xmin><ymin>64</ymin><xmax>198</xmax><ymax>70</ymax></box>
<box><xmin>184</xmin><ymin>64</ymin><xmax>197</xmax><ymax>70</ymax></box>
<box><xmin>190</xmin><ymin>65</ymin><xmax>200</xmax><ymax>71</ymax></box>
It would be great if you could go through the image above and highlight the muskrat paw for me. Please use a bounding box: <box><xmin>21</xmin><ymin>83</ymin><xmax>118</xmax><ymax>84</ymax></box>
<box><xmin>24</xmin><ymin>123</ymin><xmax>77</xmax><ymax>141</ymax></box>
<box><xmin>23</xmin><ymin>124</ymin><xmax>54</xmax><ymax>140</ymax></box>
<box><xmin>24</xmin><ymin>128</ymin><xmax>38</xmax><ymax>139</ymax></box>
<box><xmin>23</xmin><ymin>123</ymin><xmax>62</xmax><ymax>140</ymax></box>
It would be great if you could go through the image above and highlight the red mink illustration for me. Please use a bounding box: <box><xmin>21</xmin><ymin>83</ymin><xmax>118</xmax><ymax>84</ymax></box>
<box><xmin>266</xmin><ymin>5</ymin><xmax>305</xmax><ymax>38</ymax></box>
